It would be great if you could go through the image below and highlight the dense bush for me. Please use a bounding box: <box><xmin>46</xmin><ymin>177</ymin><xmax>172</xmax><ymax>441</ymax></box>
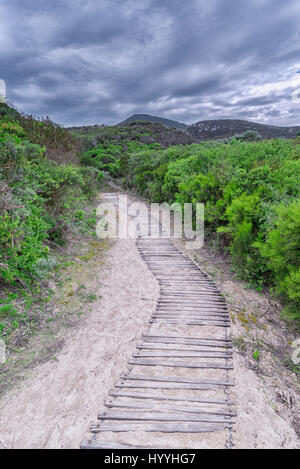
<box><xmin>18</xmin><ymin>114</ymin><xmax>81</xmax><ymax>164</ymax></box>
<box><xmin>0</xmin><ymin>104</ymin><xmax>101</xmax><ymax>286</ymax></box>
<box><xmin>255</xmin><ymin>200</ymin><xmax>300</xmax><ymax>319</ymax></box>
<box><xmin>234</xmin><ymin>130</ymin><xmax>262</xmax><ymax>142</ymax></box>
<box><xmin>82</xmin><ymin>136</ymin><xmax>300</xmax><ymax>321</ymax></box>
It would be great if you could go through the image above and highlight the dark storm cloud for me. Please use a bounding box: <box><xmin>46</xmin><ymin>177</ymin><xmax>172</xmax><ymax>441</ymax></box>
<box><xmin>1</xmin><ymin>0</ymin><xmax>300</xmax><ymax>125</ymax></box>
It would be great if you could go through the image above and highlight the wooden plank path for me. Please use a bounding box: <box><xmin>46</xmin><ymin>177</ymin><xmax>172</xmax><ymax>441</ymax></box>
<box><xmin>81</xmin><ymin>194</ymin><xmax>235</xmax><ymax>449</ymax></box>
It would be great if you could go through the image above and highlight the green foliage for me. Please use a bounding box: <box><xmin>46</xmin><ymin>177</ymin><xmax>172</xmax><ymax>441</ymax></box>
<box><xmin>234</xmin><ymin>130</ymin><xmax>262</xmax><ymax>142</ymax></box>
<box><xmin>0</xmin><ymin>104</ymin><xmax>101</xmax><ymax>290</ymax></box>
<box><xmin>0</xmin><ymin>304</ymin><xmax>17</xmax><ymax>318</ymax></box>
<box><xmin>81</xmin><ymin>145</ymin><xmax>122</xmax><ymax>176</ymax></box>
<box><xmin>18</xmin><ymin>114</ymin><xmax>80</xmax><ymax>164</ymax></box>
<box><xmin>255</xmin><ymin>200</ymin><xmax>300</xmax><ymax>318</ymax></box>
<box><xmin>81</xmin><ymin>133</ymin><xmax>300</xmax><ymax>323</ymax></box>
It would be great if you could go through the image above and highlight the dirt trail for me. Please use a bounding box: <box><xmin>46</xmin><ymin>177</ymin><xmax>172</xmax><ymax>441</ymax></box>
<box><xmin>0</xmin><ymin>192</ymin><xmax>299</xmax><ymax>449</ymax></box>
<box><xmin>0</xmin><ymin>193</ymin><xmax>158</xmax><ymax>449</ymax></box>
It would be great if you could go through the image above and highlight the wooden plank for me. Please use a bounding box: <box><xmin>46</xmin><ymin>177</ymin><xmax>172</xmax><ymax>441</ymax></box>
<box><xmin>155</xmin><ymin>307</ymin><xmax>228</xmax><ymax>311</ymax></box>
<box><xmin>157</xmin><ymin>302</ymin><xmax>227</xmax><ymax>306</ymax></box>
<box><xmin>156</xmin><ymin>302</ymin><xmax>226</xmax><ymax>307</ymax></box>
<box><xmin>149</xmin><ymin>320</ymin><xmax>230</xmax><ymax>327</ymax></box>
<box><xmin>161</xmin><ymin>289</ymin><xmax>219</xmax><ymax>293</ymax></box>
<box><xmin>157</xmin><ymin>306</ymin><xmax>227</xmax><ymax>310</ymax></box>
<box><xmin>156</xmin><ymin>305</ymin><xmax>226</xmax><ymax>310</ymax></box>
<box><xmin>142</xmin><ymin>254</ymin><xmax>182</xmax><ymax>257</ymax></box>
<box><xmin>160</xmin><ymin>275</ymin><xmax>216</xmax><ymax>280</ymax></box>
<box><xmin>161</xmin><ymin>288</ymin><xmax>219</xmax><ymax>291</ymax></box>
<box><xmin>146</xmin><ymin>261</ymin><xmax>194</xmax><ymax>264</ymax></box>
<box><xmin>143</xmin><ymin>334</ymin><xmax>231</xmax><ymax>342</ymax></box>
<box><xmin>110</xmin><ymin>389</ymin><xmax>234</xmax><ymax>403</ymax></box>
<box><xmin>153</xmin><ymin>314</ymin><xmax>229</xmax><ymax>319</ymax></box>
<box><xmin>156</xmin><ymin>310</ymin><xmax>227</xmax><ymax>314</ymax></box>
<box><xmin>162</xmin><ymin>297</ymin><xmax>223</xmax><ymax>300</ymax></box>
<box><xmin>143</xmin><ymin>338</ymin><xmax>232</xmax><ymax>348</ymax></box>
<box><xmin>154</xmin><ymin>268</ymin><xmax>207</xmax><ymax>272</ymax></box>
<box><xmin>149</xmin><ymin>318</ymin><xmax>230</xmax><ymax>324</ymax></box>
<box><xmin>155</xmin><ymin>306</ymin><xmax>227</xmax><ymax>310</ymax></box>
<box><xmin>156</xmin><ymin>307</ymin><xmax>227</xmax><ymax>311</ymax></box>
<box><xmin>156</xmin><ymin>306</ymin><xmax>228</xmax><ymax>311</ymax></box>
<box><xmin>160</xmin><ymin>294</ymin><xmax>222</xmax><ymax>298</ymax></box>
<box><xmin>91</xmin><ymin>422</ymin><xmax>230</xmax><ymax>433</ymax></box>
<box><xmin>157</xmin><ymin>302</ymin><xmax>226</xmax><ymax>307</ymax></box>
<box><xmin>150</xmin><ymin>267</ymin><xmax>199</xmax><ymax>270</ymax></box>
<box><xmin>151</xmin><ymin>317</ymin><xmax>230</xmax><ymax>323</ymax></box>
<box><xmin>119</xmin><ymin>373</ymin><xmax>234</xmax><ymax>386</ymax></box>
<box><xmin>156</xmin><ymin>305</ymin><xmax>227</xmax><ymax>309</ymax></box>
<box><xmin>154</xmin><ymin>311</ymin><xmax>229</xmax><ymax>316</ymax></box>
<box><xmin>161</xmin><ymin>292</ymin><xmax>220</xmax><ymax>296</ymax></box>
<box><xmin>159</xmin><ymin>297</ymin><xmax>225</xmax><ymax>302</ymax></box>
<box><xmin>132</xmin><ymin>352</ymin><xmax>232</xmax><ymax>359</ymax></box>
<box><xmin>159</xmin><ymin>283</ymin><xmax>218</xmax><ymax>287</ymax></box>
<box><xmin>104</xmin><ymin>399</ymin><xmax>236</xmax><ymax>416</ymax></box>
<box><xmin>80</xmin><ymin>439</ymin><xmax>152</xmax><ymax>449</ymax></box>
<box><xmin>152</xmin><ymin>315</ymin><xmax>229</xmax><ymax>320</ymax></box>
<box><xmin>115</xmin><ymin>381</ymin><xmax>224</xmax><ymax>391</ymax></box>
<box><xmin>97</xmin><ymin>410</ymin><xmax>232</xmax><ymax>423</ymax></box>
<box><xmin>136</xmin><ymin>344</ymin><xmax>230</xmax><ymax>352</ymax></box>
<box><xmin>153</xmin><ymin>311</ymin><xmax>229</xmax><ymax>316</ymax></box>
<box><xmin>148</xmin><ymin>266</ymin><xmax>197</xmax><ymax>269</ymax></box>
<box><xmin>156</xmin><ymin>308</ymin><xmax>228</xmax><ymax>313</ymax></box>
<box><xmin>141</xmin><ymin>255</ymin><xmax>185</xmax><ymax>258</ymax></box>
<box><xmin>128</xmin><ymin>359</ymin><xmax>233</xmax><ymax>369</ymax></box>
<box><xmin>152</xmin><ymin>317</ymin><xmax>229</xmax><ymax>322</ymax></box>
<box><xmin>157</xmin><ymin>273</ymin><xmax>212</xmax><ymax>276</ymax></box>
<box><xmin>158</xmin><ymin>280</ymin><xmax>214</xmax><ymax>283</ymax></box>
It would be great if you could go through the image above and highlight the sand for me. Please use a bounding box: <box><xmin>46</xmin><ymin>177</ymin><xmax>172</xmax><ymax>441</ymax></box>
<box><xmin>0</xmin><ymin>192</ymin><xmax>298</xmax><ymax>449</ymax></box>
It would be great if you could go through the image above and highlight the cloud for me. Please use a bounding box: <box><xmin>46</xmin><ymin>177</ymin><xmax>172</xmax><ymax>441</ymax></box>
<box><xmin>1</xmin><ymin>0</ymin><xmax>300</xmax><ymax>125</ymax></box>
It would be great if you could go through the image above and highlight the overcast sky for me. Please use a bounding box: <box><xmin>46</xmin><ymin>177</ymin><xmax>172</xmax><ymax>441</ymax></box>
<box><xmin>1</xmin><ymin>0</ymin><xmax>300</xmax><ymax>126</ymax></box>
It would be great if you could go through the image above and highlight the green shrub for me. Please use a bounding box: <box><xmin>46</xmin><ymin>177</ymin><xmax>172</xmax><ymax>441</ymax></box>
<box><xmin>79</xmin><ymin>121</ymin><xmax>300</xmax><ymax>324</ymax></box>
<box><xmin>0</xmin><ymin>105</ymin><xmax>102</xmax><ymax>287</ymax></box>
<box><xmin>255</xmin><ymin>200</ymin><xmax>300</xmax><ymax>319</ymax></box>
<box><xmin>233</xmin><ymin>130</ymin><xmax>262</xmax><ymax>142</ymax></box>
<box><xmin>18</xmin><ymin>115</ymin><xmax>80</xmax><ymax>164</ymax></box>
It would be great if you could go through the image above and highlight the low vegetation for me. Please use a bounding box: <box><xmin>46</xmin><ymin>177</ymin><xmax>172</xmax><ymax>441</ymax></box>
<box><xmin>81</xmin><ymin>130</ymin><xmax>300</xmax><ymax>323</ymax></box>
<box><xmin>0</xmin><ymin>103</ymin><xmax>102</xmax><ymax>340</ymax></box>
<box><xmin>1</xmin><ymin>103</ymin><xmax>299</xmax><ymax>343</ymax></box>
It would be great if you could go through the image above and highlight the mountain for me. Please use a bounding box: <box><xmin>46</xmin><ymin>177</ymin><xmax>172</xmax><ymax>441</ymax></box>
<box><xmin>72</xmin><ymin>120</ymin><xmax>194</xmax><ymax>150</ymax></box>
<box><xmin>119</xmin><ymin>114</ymin><xmax>187</xmax><ymax>130</ymax></box>
<box><xmin>187</xmin><ymin>119</ymin><xmax>300</xmax><ymax>141</ymax></box>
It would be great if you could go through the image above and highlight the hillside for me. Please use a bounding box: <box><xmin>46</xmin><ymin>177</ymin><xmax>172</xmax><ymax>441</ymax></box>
<box><xmin>0</xmin><ymin>102</ymin><xmax>102</xmax><ymax>348</ymax></box>
<box><xmin>187</xmin><ymin>119</ymin><xmax>300</xmax><ymax>140</ymax></box>
<box><xmin>76</xmin><ymin>120</ymin><xmax>193</xmax><ymax>178</ymax></box>
<box><xmin>70</xmin><ymin>121</ymin><xmax>192</xmax><ymax>147</ymax></box>
<box><xmin>70</xmin><ymin>115</ymin><xmax>300</xmax><ymax>141</ymax></box>
<box><xmin>119</xmin><ymin>113</ymin><xmax>187</xmax><ymax>130</ymax></box>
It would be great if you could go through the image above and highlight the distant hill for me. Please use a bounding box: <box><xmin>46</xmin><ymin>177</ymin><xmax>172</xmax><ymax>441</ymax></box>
<box><xmin>70</xmin><ymin>116</ymin><xmax>300</xmax><ymax>142</ymax></box>
<box><xmin>119</xmin><ymin>114</ymin><xmax>187</xmax><ymax>130</ymax></box>
<box><xmin>187</xmin><ymin>119</ymin><xmax>300</xmax><ymax>141</ymax></box>
<box><xmin>70</xmin><ymin>120</ymin><xmax>193</xmax><ymax>150</ymax></box>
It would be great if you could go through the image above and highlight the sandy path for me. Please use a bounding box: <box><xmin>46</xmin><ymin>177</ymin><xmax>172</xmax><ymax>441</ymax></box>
<box><xmin>0</xmin><ymin>191</ymin><xmax>299</xmax><ymax>449</ymax></box>
<box><xmin>84</xmin><ymin>229</ymin><xmax>233</xmax><ymax>449</ymax></box>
